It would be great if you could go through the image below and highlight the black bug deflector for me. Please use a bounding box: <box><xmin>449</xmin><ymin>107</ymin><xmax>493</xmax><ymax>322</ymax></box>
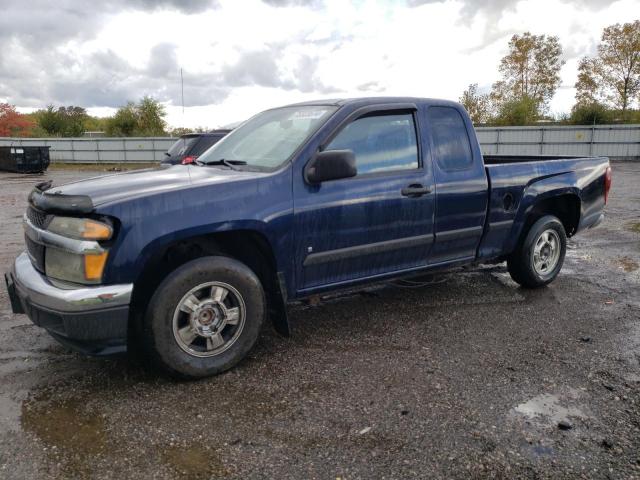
<box><xmin>29</xmin><ymin>180</ymin><xmax>94</xmax><ymax>215</ymax></box>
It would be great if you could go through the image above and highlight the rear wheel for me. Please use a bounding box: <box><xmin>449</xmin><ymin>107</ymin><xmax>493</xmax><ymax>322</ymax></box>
<box><xmin>507</xmin><ymin>215</ymin><xmax>566</xmax><ymax>288</ymax></box>
<box><xmin>143</xmin><ymin>256</ymin><xmax>265</xmax><ymax>379</ymax></box>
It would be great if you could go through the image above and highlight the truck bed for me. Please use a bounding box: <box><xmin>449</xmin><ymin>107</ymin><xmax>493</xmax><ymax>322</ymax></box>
<box><xmin>477</xmin><ymin>155</ymin><xmax>609</xmax><ymax>260</ymax></box>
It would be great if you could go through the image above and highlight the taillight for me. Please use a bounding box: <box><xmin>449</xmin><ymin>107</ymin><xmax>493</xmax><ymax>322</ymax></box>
<box><xmin>181</xmin><ymin>155</ymin><xmax>196</xmax><ymax>165</ymax></box>
<box><xmin>604</xmin><ymin>165</ymin><xmax>612</xmax><ymax>204</ymax></box>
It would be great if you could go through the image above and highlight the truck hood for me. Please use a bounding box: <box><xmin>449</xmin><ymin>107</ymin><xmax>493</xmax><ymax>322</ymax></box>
<box><xmin>44</xmin><ymin>164</ymin><xmax>265</xmax><ymax>208</ymax></box>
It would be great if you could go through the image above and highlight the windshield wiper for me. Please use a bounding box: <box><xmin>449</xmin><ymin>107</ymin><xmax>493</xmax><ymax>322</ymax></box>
<box><xmin>203</xmin><ymin>159</ymin><xmax>248</xmax><ymax>170</ymax></box>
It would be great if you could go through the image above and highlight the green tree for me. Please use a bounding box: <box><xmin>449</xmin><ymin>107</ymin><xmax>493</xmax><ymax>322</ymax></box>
<box><xmin>106</xmin><ymin>102</ymin><xmax>138</xmax><ymax>136</ymax></box>
<box><xmin>459</xmin><ymin>83</ymin><xmax>491</xmax><ymax>124</ymax></box>
<box><xmin>491</xmin><ymin>32</ymin><xmax>565</xmax><ymax>119</ymax></box>
<box><xmin>492</xmin><ymin>95</ymin><xmax>540</xmax><ymax>126</ymax></box>
<box><xmin>83</xmin><ymin>115</ymin><xmax>110</xmax><ymax>134</ymax></box>
<box><xmin>33</xmin><ymin>105</ymin><xmax>88</xmax><ymax>136</ymax></box>
<box><xmin>569</xmin><ymin>101</ymin><xmax>613</xmax><ymax>125</ymax></box>
<box><xmin>574</xmin><ymin>20</ymin><xmax>640</xmax><ymax>120</ymax></box>
<box><xmin>106</xmin><ymin>97</ymin><xmax>167</xmax><ymax>136</ymax></box>
<box><xmin>136</xmin><ymin>96</ymin><xmax>167</xmax><ymax>136</ymax></box>
<box><xmin>170</xmin><ymin>126</ymin><xmax>209</xmax><ymax>136</ymax></box>
<box><xmin>575</xmin><ymin>57</ymin><xmax>599</xmax><ymax>106</ymax></box>
<box><xmin>170</xmin><ymin>127</ymin><xmax>194</xmax><ymax>136</ymax></box>
<box><xmin>59</xmin><ymin>106</ymin><xmax>87</xmax><ymax>136</ymax></box>
<box><xmin>36</xmin><ymin>105</ymin><xmax>63</xmax><ymax>135</ymax></box>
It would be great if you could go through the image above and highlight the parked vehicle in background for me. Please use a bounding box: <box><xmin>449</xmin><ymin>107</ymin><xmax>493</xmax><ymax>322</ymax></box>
<box><xmin>163</xmin><ymin>130</ymin><xmax>231</xmax><ymax>165</ymax></box>
<box><xmin>0</xmin><ymin>146</ymin><xmax>50</xmax><ymax>173</ymax></box>
<box><xmin>5</xmin><ymin>97</ymin><xmax>611</xmax><ymax>379</ymax></box>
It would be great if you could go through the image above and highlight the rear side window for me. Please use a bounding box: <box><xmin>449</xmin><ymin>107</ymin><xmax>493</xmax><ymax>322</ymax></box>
<box><xmin>427</xmin><ymin>107</ymin><xmax>473</xmax><ymax>171</ymax></box>
<box><xmin>325</xmin><ymin>112</ymin><xmax>419</xmax><ymax>175</ymax></box>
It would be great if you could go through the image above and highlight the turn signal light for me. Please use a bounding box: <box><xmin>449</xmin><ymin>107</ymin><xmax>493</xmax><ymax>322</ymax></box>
<box><xmin>82</xmin><ymin>221</ymin><xmax>112</xmax><ymax>240</ymax></box>
<box><xmin>48</xmin><ymin>217</ymin><xmax>113</xmax><ymax>241</ymax></box>
<box><xmin>84</xmin><ymin>251</ymin><xmax>109</xmax><ymax>281</ymax></box>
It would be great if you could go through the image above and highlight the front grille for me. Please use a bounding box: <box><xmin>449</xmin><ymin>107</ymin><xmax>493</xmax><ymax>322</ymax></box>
<box><xmin>26</xmin><ymin>206</ymin><xmax>50</xmax><ymax>229</ymax></box>
<box><xmin>25</xmin><ymin>235</ymin><xmax>46</xmax><ymax>273</ymax></box>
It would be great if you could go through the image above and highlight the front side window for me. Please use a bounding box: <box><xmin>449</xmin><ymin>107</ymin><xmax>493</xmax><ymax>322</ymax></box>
<box><xmin>325</xmin><ymin>112</ymin><xmax>419</xmax><ymax>175</ymax></box>
<box><xmin>198</xmin><ymin>106</ymin><xmax>337</xmax><ymax>170</ymax></box>
<box><xmin>427</xmin><ymin>106</ymin><xmax>473</xmax><ymax>171</ymax></box>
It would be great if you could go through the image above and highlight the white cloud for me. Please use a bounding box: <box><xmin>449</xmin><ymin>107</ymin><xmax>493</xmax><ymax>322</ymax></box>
<box><xmin>1</xmin><ymin>0</ymin><xmax>638</xmax><ymax>128</ymax></box>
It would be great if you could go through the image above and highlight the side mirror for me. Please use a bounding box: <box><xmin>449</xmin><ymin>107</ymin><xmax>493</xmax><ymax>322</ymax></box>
<box><xmin>306</xmin><ymin>149</ymin><xmax>357</xmax><ymax>184</ymax></box>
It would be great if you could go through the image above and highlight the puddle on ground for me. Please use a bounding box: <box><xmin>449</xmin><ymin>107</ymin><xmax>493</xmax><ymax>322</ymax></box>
<box><xmin>513</xmin><ymin>388</ymin><xmax>587</xmax><ymax>424</ymax></box>
<box><xmin>162</xmin><ymin>444</ymin><xmax>229</xmax><ymax>479</ymax></box>
<box><xmin>565</xmin><ymin>249</ymin><xmax>592</xmax><ymax>261</ymax></box>
<box><xmin>615</xmin><ymin>256</ymin><xmax>639</xmax><ymax>273</ymax></box>
<box><xmin>21</xmin><ymin>394</ymin><xmax>108</xmax><ymax>477</ymax></box>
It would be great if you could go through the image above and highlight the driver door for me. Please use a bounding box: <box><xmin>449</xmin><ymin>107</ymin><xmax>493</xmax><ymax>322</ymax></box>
<box><xmin>293</xmin><ymin>108</ymin><xmax>435</xmax><ymax>292</ymax></box>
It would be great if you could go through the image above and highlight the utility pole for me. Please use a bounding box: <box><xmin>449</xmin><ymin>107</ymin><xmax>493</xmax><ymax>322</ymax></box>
<box><xmin>180</xmin><ymin>68</ymin><xmax>185</xmax><ymax>115</ymax></box>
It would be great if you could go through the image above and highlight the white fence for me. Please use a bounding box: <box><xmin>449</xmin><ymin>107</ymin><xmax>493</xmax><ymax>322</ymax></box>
<box><xmin>0</xmin><ymin>137</ymin><xmax>176</xmax><ymax>163</ymax></box>
<box><xmin>475</xmin><ymin>124</ymin><xmax>640</xmax><ymax>159</ymax></box>
<box><xmin>1</xmin><ymin>124</ymin><xmax>639</xmax><ymax>163</ymax></box>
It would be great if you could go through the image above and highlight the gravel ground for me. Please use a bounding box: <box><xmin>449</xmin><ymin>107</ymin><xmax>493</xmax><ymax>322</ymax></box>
<box><xmin>0</xmin><ymin>163</ymin><xmax>638</xmax><ymax>479</ymax></box>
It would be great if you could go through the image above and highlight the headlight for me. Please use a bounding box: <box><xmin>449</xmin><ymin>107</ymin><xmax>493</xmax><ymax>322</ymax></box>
<box><xmin>43</xmin><ymin>216</ymin><xmax>112</xmax><ymax>284</ymax></box>
<box><xmin>45</xmin><ymin>249</ymin><xmax>109</xmax><ymax>285</ymax></box>
<box><xmin>47</xmin><ymin>217</ymin><xmax>113</xmax><ymax>240</ymax></box>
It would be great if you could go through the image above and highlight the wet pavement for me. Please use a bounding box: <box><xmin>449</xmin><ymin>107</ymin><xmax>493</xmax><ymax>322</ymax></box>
<box><xmin>0</xmin><ymin>163</ymin><xmax>638</xmax><ymax>479</ymax></box>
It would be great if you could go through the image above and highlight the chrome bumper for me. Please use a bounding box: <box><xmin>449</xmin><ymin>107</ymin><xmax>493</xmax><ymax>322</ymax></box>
<box><xmin>11</xmin><ymin>252</ymin><xmax>132</xmax><ymax>312</ymax></box>
<box><xmin>5</xmin><ymin>252</ymin><xmax>133</xmax><ymax>355</ymax></box>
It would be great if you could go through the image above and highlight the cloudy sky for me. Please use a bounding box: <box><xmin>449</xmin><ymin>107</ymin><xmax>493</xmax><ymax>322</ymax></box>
<box><xmin>0</xmin><ymin>0</ymin><xmax>637</xmax><ymax>129</ymax></box>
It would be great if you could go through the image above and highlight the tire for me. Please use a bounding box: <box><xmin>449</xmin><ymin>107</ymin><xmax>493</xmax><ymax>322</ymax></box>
<box><xmin>142</xmin><ymin>256</ymin><xmax>265</xmax><ymax>379</ymax></box>
<box><xmin>507</xmin><ymin>215</ymin><xmax>567</xmax><ymax>289</ymax></box>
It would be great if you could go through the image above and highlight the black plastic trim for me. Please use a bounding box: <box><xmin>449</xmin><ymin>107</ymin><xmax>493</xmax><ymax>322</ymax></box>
<box><xmin>436</xmin><ymin>225</ymin><xmax>484</xmax><ymax>242</ymax></box>
<box><xmin>49</xmin><ymin>332</ymin><xmax>126</xmax><ymax>356</ymax></box>
<box><xmin>303</xmin><ymin>233</ymin><xmax>434</xmax><ymax>267</ymax></box>
<box><xmin>29</xmin><ymin>186</ymin><xmax>94</xmax><ymax>215</ymax></box>
<box><xmin>4</xmin><ymin>272</ymin><xmax>25</xmax><ymax>314</ymax></box>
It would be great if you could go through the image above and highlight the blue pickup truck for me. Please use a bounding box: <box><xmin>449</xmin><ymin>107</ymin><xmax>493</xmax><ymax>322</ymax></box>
<box><xmin>5</xmin><ymin>97</ymin><xmax>611</xmax><ymax>378</ymax></box>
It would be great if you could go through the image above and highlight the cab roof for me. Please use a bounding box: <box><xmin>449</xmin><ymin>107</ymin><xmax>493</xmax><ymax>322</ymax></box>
<box><xmin>283</xmin><ymin>97</ymin><xmax>462</xmax><ymax>109</ymax></box>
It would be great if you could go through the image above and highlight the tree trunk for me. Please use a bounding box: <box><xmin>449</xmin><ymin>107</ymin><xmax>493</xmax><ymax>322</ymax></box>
<box><xmin>621</xmin><ymin>77</ymin><xmax>630</xmax><ymax>121</ymax></box>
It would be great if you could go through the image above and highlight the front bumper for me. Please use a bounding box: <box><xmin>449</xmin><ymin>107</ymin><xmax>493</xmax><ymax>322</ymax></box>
<box><xmin>5</xmin><ymin>252</ymin><xmax>133</xmax><ymax>355</ymax></box>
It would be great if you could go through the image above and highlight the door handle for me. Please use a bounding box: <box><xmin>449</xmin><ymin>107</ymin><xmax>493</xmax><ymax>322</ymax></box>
<box><xmin>401</xmin><ymin>184</ymin><xmax>431</xmax><ymax>197</ymax></box>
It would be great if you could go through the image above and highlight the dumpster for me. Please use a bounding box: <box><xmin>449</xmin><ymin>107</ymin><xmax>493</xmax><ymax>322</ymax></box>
<box><xmin>0</xmin><ymin>146</ymin><xmax>50</xmax><ymax>173</ymax></box>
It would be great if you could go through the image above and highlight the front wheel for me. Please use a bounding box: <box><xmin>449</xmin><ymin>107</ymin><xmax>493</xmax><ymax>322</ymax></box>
<box><xmin>507</xmin><ymin>215</ymin><xmax>567</xmax><ymax>288</ymax></box>
<box><xmin>142</xmin><ymin>256</ymin><xmax>265</xmax><ymax>379</ymax></box>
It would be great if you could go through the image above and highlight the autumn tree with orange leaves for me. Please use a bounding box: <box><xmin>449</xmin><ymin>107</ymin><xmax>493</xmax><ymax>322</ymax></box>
<box><xmin>0</xmin><ymin>103</ymin><xmax>35</xmax><ymax>137</ymax></box>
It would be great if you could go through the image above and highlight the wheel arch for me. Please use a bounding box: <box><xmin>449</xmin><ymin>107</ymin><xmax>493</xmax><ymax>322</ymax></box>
<box><xmin>506</xmin><ymin>187</ymin><xmax>581</xmax><ymax>254</ymax></box>
<box><xmin>129</xmin><ymin>227</ymin><xmax>290</xmax><ymax>340</ymax></box>
<box><xmin>525</xmin><ymin>193</ymin><xmax>581</xmax><ymax>236</ymax></box>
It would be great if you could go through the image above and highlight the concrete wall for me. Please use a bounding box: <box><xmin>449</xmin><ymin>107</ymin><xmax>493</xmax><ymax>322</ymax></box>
<box><xmin>1</xmin><ymin>124</ymin><xmax>639</xmax><ymax>163</ymax></box>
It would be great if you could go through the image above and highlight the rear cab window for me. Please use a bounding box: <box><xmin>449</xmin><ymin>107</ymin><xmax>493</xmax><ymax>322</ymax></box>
<box><xmin>426</xmin><ymin>106</ymin><xmax>473</xmax><ymax>171</ymax></box>
<box><xmin>167</xmin><ymin>136</ymin><xmax>198</xmax><ymax>156</ymax></box>
<box><xmin>191</xmin><ymin>136</ymin><xmax>224</xmax><ymax>156</ymax></box>
<box><xmin>325</xmin><ymin>112</ymin><xmax>419</xmax><ymax>175</ymax></box>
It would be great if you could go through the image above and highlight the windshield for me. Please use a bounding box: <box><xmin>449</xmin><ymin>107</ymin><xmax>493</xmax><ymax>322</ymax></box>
<box><xmin>198</xmin><ymin>106</ymin><xmax>337</xmax><ymax>170</ymax></box>
<box><xmin>167</xmin><ymin>136</ymin><xmax>198</xmax><ymax>156</ymax></box>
